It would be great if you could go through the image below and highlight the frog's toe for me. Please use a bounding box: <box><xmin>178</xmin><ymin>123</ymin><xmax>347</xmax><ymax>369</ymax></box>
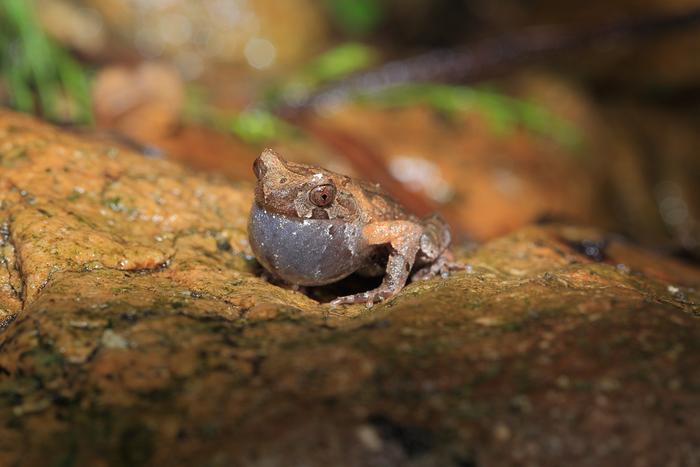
<box><xmin>330</xmin><ymin>293</ymin><xmax>372</xmax><ymax>308</ymax></box>
<box><xmin>411</xmin><ymin>265</ymin><xmax>438</xmax><ymax>281</ymax></box>
<box><xmin>330</xmin><ymin>287</ymin><xmax>396</xmax><ymax>308</ymax></box>
<box><xmin>411</xmin><ymin>259</ymin><xmax>447</xmax><ymax>281</ymax></box>
<box><xmin>331</xmin><ymin>292</ymin><xmax>380</xmax><ymax>308</ymax></box>
<box><xmin>443</xmin><ymin>260</ymin><xmax>466</xmax><ymax>273</ymax></box>
<box><xmin>412</xmin><ymin>257</ymin><xmax>465</xmax><ymax>282</ymax></box>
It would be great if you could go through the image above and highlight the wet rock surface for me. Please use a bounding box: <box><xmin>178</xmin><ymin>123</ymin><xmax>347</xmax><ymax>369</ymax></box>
<box><xmin>0</xmin><ymin>111</ymin><xmax>699</xmax><ymax>467</ymax></box>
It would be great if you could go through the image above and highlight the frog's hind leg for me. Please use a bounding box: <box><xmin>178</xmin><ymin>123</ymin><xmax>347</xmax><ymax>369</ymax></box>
<box><xmin>411</xmin><ymin>249</ymin><xmax>464</xmax><ymax>282</ymax></box>
<box><xmin>331</xmin><ymin>221</ymin><xmax>422</xmax><ymax>308</ymax></box>
<box><xmin>410</xmin><ymin>214</ymin><xmax>463</xmax><ymax>281</ymax></box>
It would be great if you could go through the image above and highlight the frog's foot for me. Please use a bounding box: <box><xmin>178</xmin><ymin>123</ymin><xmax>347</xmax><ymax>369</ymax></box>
<box><xmin>411</xmin><ymin>252</ymin><xmax>465</xmax><ymax>282</ymax></box>
<box><xmin>330</xmin><ymin>286</ymin><xmax>397</xmax><ymax>309</ymax></box>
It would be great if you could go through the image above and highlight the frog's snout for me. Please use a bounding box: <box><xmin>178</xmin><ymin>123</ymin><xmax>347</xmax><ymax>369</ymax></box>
<box><xmin>253</xmin><ymin>149</ymin><xmax>287</xmax><ymax>181</ymax></box>
<box><xmin>253</xmin><ymin>156</ymin><xmax>266</xmax><ymax>180</ymax></box>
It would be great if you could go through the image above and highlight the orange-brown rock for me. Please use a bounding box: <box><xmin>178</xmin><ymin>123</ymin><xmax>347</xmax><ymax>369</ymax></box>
<box><xmin>0</xmin><ymin>110</ymin><xmax>698</xmax><ymax>466</ymax></box>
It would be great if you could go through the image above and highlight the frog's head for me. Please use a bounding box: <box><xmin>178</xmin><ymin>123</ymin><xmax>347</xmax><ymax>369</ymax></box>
<box><xmin>252</xmin><ymin>149</ymin><xmax>359</xmax><ymax>220</ymax></box>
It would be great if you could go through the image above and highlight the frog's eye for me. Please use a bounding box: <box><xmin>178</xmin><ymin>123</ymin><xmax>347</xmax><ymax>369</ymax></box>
<box><xmin>309</xmin><ymin>184</ymin><xmax>336</xmax><ymax>207</ymax></box>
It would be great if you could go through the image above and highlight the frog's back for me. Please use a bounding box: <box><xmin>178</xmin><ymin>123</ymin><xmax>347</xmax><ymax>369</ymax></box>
<box><xmin>350</xmin><ymin>178</ymin><xmax>418</xmax><ymax>223</ymax></box>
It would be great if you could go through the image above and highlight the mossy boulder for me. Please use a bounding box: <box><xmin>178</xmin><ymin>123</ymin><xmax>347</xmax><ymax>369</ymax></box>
<box><xmin>0</xmin><ymin>111</ymin><xmax>698</xmax><ymax>466</ymax></box>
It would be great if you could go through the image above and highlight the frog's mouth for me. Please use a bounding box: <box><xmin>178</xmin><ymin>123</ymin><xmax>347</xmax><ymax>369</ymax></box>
<box><xmin>253</xmin><ymin>185</ymin><xmax>307</xmax><ymax>219</ymax></box>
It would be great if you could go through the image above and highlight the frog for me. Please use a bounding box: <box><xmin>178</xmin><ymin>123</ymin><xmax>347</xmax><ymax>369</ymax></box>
<box><xmin>248</xmin><ymin>149</ymin><xmax>462</xmax><ymax>307</ymax></box>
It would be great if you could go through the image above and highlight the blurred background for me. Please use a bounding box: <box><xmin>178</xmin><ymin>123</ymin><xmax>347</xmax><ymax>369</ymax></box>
<box><xmin>1</xmin><ymin>0</ymin><xmax>699</xmax><ymax>258</ymax></box>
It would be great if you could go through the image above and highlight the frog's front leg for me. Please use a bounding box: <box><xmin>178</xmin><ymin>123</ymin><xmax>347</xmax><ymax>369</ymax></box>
<box><xmin>331</xmin><ymin>221</ymin><xmax>422</xmax><ymax>307</ymax></box>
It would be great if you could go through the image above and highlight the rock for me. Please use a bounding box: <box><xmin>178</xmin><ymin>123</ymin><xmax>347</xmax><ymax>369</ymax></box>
<box><xmin>0</xmin><ymin>110</ymin><xmax>698</xmax><ymax>466</ymax></box>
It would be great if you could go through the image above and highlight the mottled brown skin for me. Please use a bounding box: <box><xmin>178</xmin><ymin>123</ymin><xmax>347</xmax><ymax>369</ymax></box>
<box><xmin>248</xmin><ymin>149</ymin><xmax>460</xmax><ymax>306</ymax></box>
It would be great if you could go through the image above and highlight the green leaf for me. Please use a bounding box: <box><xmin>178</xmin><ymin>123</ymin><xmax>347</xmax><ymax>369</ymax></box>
<box><xmin>229</xmin><ymin>110</ymin><xmax>291</xmax><ymax>144</ymax></box>
<box><xmin>307</xmin><ymin>43</ymin><xmax>378</xmax><ymax>83</ymax></box>
<box><xmin>360</xmin><ymin>83</ymin><xmax>584</xmax><ymax>149</ymax></box>
<box><xmin>0</xmin><ymin>0</ymin><xmax>93</xmax><ymax>122</ymax></box>
<box><xmin>264</xmin><ymin>42</ymin><xmax>378</xmax><ymax>108</ymax></box>
<box><xmin>324</xmin><ymin>0</ymin><xmax>383</xmax><ymax>35</ymax></box>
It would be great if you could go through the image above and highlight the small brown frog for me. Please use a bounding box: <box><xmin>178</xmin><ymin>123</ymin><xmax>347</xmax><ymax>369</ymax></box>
<box><xmin>248</xmin><ymin>149</ymin><xmax>461</xmax><ymax>306</ymax></box>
